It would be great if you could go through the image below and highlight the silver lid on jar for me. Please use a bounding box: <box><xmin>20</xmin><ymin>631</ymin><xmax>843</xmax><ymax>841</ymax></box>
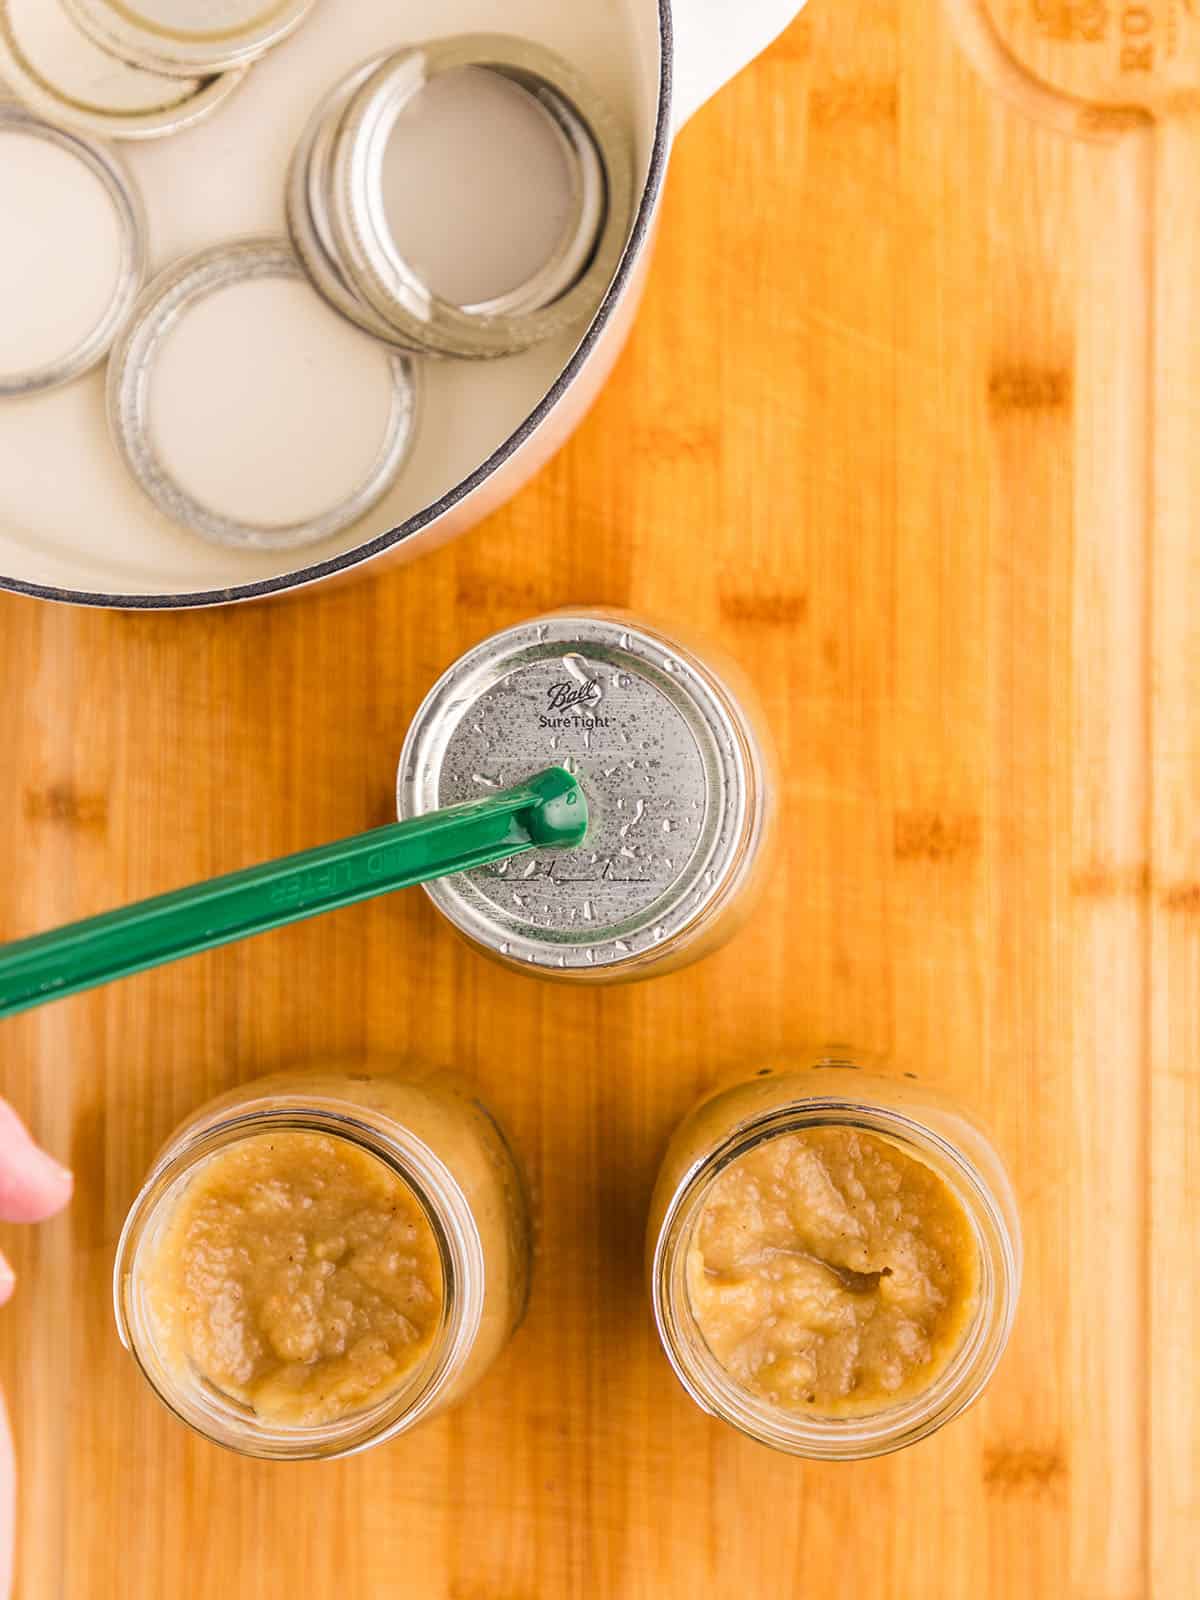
<box><xmin>397</xmin><ymin>613</ymin><xmax>767</xmax><ymax>974</ymax></box>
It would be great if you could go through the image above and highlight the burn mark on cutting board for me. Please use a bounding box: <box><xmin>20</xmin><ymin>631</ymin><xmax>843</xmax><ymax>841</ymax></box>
<box><xmin>1070</xmin><ymin>861</ymin><xmax>1150</xmax><ymax>898</ymax></box>
<box><xmin>24</xmin><ymin>783</ymin><xmax>108</xmax><ymax>830</ymax></box>
<box><xmin>720</xmin><ymin>592</ymin><xmax>808</xmax><ymax>625</ymax></box>
<box><xmin>987</xmin><ymin>366</ymin><xmax>1074</xmax><ymax>414</ymax></box>
<box><xmin>983</xmin><ymin>1444</ymin><xmax>1068</xmax><ymax>1496</ymax></box>
<box><xmin>810</xmin><ymin>79</ymin><xmax>899</xmax><ymax>127</ymax></box>
<box><xmin>1162</xmin><ymin>882</ymin><xmax>1200</xmax><ymax>914</ymax></box>
<box><xmin>893</xmin><ymin>812</ymin><xmax>982</xmax><ymax>862</ymax></box>
<box><xmin>1079</xmin><ymin>104</ymin><xmax>1152</xmax><ymax>133</ymax></box>
<box><xmin>456</xmin><ymin>571</ymin><xmax>553</xmax><ymax>612</ymax></box>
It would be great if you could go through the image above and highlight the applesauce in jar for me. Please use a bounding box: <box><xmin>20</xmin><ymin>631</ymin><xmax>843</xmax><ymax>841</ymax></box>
<box><xmin>686</xmin><ymin>1125</ymin><xmax>981</xmax><ymax>1418</ymax></box>
<box><xmin>144</xmin><ymin>1129</ymin><xmax>446</xmax><ymax>1427</ymax></box>
<box><xmin>647</xmin><ymin>1058</ymin><xmax>1021</xmax><ymax>1458</ymax></box>
<box><xmin>115</xmin><ymin>1063</ymin><xmax>530</xmax><ymax>1459</ymax></box>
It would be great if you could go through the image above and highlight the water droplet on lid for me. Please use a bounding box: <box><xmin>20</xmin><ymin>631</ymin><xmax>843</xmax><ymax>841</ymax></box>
<box><xmin>582</xmin><ymin>900</ymin><xmax>595</xmax><ymax>921</ymax></box>
<box><xmin>652</xmin><ymin>926</ymin><xmax>667</xmax><ymax>942</ymax></box>
<box><xmin>472</xmin><ymin>772</ymin><xmax>502</xmax><ymax>788</ymax></box>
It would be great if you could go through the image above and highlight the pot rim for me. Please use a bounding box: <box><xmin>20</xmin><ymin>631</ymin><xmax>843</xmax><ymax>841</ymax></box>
<box><xmin>1</xmin><ymin>8</ymin><xmax>675</xmax><ymax>613</ymax></box>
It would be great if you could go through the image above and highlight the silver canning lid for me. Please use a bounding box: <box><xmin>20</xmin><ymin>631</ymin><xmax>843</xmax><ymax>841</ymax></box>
<box><xmin>106</xmin><ymin>237</ymin><xmax>420</xmax><ymax>551</ymax></box>
<box><xmin>0</xmin><ymin>101</ymin><xmax>146</xmax><ymax>397</ymax></box>
<box><xmin>397</xmin><ymin>614</ymin><xmax>766</xmax><ymax>974</ymax></box>
<box><xmin>285</xmin><ymin>53</ymin><xmax>417</xmax><ymax>351</ymax></box>
<box><xmin>325</xmin><ymin>36</ymin><xmax>633</xmax><ymax>359</ymax></box>
<box><xmin>0</xmin><ymin>0</ymin><xmax>246</xmax><ymax>140</ymax></box>
<box><xmin>62</xmin><ymin>0</ymin><xmax>315</xmax><ymax>76</ymax></box>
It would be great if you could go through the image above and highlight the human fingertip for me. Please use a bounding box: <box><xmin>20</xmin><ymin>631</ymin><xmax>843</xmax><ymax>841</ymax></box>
<box><xmin>0</xmin><ymin>1099</ymin><xmax>74</xmax><ymax>1222</ymax></box>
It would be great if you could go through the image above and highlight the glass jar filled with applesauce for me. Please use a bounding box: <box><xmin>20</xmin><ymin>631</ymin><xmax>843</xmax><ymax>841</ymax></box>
<box><xmin>114</xmin><ymin>1063</ymin><xmax>530</xmax><ymax>1460</ymax></box>
<box><xmin>647</xmin><ymin>1055</ymin><xmax>1022</xmax><ymax>1459</ymax></box>
<box><xmin>397</xmin><ymin>610</ymin><xmax>774</xmax><ymax>982</ymax></box>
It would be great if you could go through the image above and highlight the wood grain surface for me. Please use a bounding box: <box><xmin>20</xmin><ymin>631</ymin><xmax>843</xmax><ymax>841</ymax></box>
<box><xmin>1</xmin><ymin>0</ymin><xmax>1197</xmax><ymax>1595</ymax></box>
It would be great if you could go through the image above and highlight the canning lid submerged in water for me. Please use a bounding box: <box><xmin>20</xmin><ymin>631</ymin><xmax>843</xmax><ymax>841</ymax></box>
<box><xmin>106</xmin><ymin>238</ymin><xmax>420</xmax><ymax>551</ymax></box>
<box><xmin>0</xmin><ymin>0</ymin><xmax>247</xmax><ymax>140</ymax></box>
<box><xmin>397</xmin><ymin>612</ymin><xmax>773</xmax><ymax>980</ymax></box>
<box><xmin>63</xmin><ymin>0</ymin><xmax>316</xmax><ymax>76</ymax></box>
<box><xmin>0</xmin><ymin>100</ymin><xmax>146</xmax><ymax>397</ymax></box>
<box><xmin>292</xmin><ymin>36</ymin><xmax>632</xmax><ymax>360</ymax></box>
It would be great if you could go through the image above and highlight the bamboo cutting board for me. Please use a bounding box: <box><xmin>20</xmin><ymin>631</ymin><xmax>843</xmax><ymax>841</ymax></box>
<box><xmin>1</xmin><ymin>0</ymin><xmax>1197</xmax><ymax>1594</ymax></box>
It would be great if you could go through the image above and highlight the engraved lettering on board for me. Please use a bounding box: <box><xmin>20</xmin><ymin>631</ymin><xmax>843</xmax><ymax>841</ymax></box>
<box><xmin>1025</xmin><ymin>0</ymin><xmax>1196</xmax><ymax>74</ymax></box>
<box><xmin>1032</xmin><ymin>1</ymin><xmax>1110</xmax><ymax>42</ymax></box>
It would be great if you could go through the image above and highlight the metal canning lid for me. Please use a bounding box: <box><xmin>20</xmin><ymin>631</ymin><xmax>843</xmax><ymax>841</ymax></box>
<box><xmin>106</xmin><ymin>237</ymin><xmax>420</xmax><ymax>551</ymax></box>
<box><xmin>326</xmin><ymin>36</ymin><xmax>633</xmax><ymax>359</ymax></box>
<box><xmin>0</xmin><ymin>0</ymin><xmax>246</xmax><ymax>140</ymax></box>
<box><xmin>397</xmin><ymin>614</ymin><xmax>766</xmax><ymax>974</ymax></box>
<box><xmin>284</xmin><ymin>53</ymin><xmax>418</xmax><ymax>351</ymax></box>
<box><xmin>61</xmin><ymin>0</ymin><xmax>316</xmax><ymax>77</ymax></box>
<box><xmin>0</xmin><ymin>101</ymin><xmax>146</xmax><ymax>398</ymax></box>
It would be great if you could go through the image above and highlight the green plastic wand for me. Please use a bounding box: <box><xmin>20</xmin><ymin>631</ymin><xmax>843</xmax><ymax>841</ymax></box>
<box><xmin>0</xmin><ymin>767</ymin><xmax>586</xmax><ymax>1019</ymax></box>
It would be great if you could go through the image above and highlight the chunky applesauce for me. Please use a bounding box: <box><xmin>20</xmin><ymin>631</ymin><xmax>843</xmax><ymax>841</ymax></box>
<box><xmin>686</xmin><ymin>1126</ymin><xmax>980</xmax><ymax>1416</ymax></box>
<box><xmin>144</xmin><ymin>1130</ymin><xmax>444</xmax><ymax>1427</ymax></box>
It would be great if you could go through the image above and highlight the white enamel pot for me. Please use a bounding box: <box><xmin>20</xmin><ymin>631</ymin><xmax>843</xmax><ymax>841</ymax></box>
<box><xmin>0</xmin><ymin>0</ymin><xmax>806</xmax><ymax>609</ymax></box>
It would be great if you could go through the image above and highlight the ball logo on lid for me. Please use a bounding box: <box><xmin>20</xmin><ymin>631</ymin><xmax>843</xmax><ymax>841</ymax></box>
<box><xmin>545</xmin><ymin>651</ymin><xmax>604</xmax><ymax>715</ymax></box>
<box><xmin>545</xmin><ymin>678</ymin><xmax>602</xmax><ymax>714</ymax></box>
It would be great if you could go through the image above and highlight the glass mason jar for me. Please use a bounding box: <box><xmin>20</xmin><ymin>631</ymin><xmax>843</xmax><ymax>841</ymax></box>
<box><xmin>114</xmin><ymin>1063</ymin><xmax>530</xmax><ymax>1460</ymax></box>
<box><xmin>397</xmin><ymin>609</ymin><xmax>774</xmax><ymax>983</ymax></box>
<box><xmin>646</xmin><ymin>1055</ymin><xmax>1022</xmax><ymax>1459</ymax></box>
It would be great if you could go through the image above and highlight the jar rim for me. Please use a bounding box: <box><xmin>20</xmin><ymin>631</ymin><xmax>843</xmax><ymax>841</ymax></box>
<box><xmin>397</xmin><ymin>609</ymin><xmax>771</xmax><ymax>977</ymax></box>
<box><xmin>650</xmin><ymin>1096</ymin><xmax>1021</xmax><ymax>1460</ymax></box>
<box><xmin>113</xmin><ymin>1096</ymin><xmax>486</xmax><ymax>1461</ymax></box>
